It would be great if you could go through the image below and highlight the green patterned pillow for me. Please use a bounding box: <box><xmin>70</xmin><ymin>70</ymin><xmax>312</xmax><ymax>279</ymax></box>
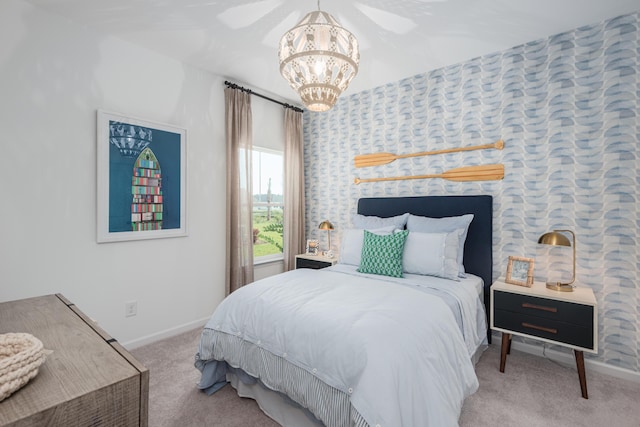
<box><xmin>357</xmin><ymin>230</ymin><xmax>409</xmax><ymax>278</ymax></box>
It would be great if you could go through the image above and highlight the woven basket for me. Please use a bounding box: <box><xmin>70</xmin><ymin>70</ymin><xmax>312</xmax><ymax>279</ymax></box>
<box><xmin>0</xmin><ymin>333</ymin><xmax>47</xmax><ymax>402</ymax></box>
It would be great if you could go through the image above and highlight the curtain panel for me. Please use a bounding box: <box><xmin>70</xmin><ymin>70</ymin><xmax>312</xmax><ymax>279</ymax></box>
<box><xmin>283</xmin><ymin>108</ymin><xmax>305</xmax><ymax>271</ymax></box>
<box><xmin>225</xmin><ymin>88</ymin><xmax>254</xmax><ymax>294</ymax></box>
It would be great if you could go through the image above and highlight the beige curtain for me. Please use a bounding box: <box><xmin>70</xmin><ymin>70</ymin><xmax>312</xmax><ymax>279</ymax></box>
<box><xmin>225</xmin><ymin>87</ymin><xmax>254</xmax><ymax>294</ymax></box>
<box><xmin>283</xmin><ymin>108</ymin><xmax>306</xmax><ymax>271</ymax></box>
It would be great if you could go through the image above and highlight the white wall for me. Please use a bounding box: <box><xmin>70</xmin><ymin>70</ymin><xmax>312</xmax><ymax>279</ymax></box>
<box><xmin>0</xmin><ymin>0</ymin><xmax>227</xmax><ymax>347</ymax></box>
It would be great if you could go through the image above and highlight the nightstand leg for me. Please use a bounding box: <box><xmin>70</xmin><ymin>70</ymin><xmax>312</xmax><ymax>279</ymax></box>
<box><xmin>500</xmin><ymin>333</ymin><xmax>511</xmax><ymax>373</ymax></box>
<box><xmin>574</xmin><ymin>350</ymin><xmax>588</xmax><ymax>399</ymax></box>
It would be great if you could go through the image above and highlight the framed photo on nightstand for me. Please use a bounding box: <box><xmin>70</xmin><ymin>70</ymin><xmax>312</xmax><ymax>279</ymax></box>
<box><xmin>306</xmin><ymin>239</ymin><xmax>319</xmax><ymax>255</ymax></box>
<box><xmin>505</xmin><ymin>256</ymin><xmax>534</xmax><ymax>287</ymax></box>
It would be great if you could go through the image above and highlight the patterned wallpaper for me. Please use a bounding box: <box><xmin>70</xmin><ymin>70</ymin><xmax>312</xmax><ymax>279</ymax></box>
<box><xmin>302</xmin><ymin>12</ymin><xmax>639</xmax><ymax>372</ymax></box>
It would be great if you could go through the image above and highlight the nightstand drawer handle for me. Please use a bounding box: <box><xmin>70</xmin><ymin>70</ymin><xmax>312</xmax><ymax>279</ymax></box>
<box><xmin>522</xmin><ymin>303</ymin><xmax>557</xmax><ymax>313</ymax></box>
<box><xmin>522</xmin><ymin>322</ymin><xmax>557</xmax><ymax>334</ymax></box>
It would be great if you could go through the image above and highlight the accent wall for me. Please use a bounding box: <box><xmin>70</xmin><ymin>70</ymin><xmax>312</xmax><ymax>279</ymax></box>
<box><xmin>303</xmin><ymin>12</ymin><xmax>639</xmax><ymax>372</ymax></box>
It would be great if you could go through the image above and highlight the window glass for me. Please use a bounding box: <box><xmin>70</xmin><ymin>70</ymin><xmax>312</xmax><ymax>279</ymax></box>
<box><xmin>252</xmin><ymin>149</ymin><xmax>284</xmax><ymax>261</ymax></box>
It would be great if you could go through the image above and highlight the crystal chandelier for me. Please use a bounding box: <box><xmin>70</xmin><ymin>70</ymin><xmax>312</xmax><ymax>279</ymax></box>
<box><xmin>278</xmin><ymin>1</ymin><xmax>359</xmax><ymax>112</ymax></box>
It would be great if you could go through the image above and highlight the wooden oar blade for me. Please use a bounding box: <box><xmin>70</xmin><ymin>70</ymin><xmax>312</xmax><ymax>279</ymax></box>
<box><xmin>355</xmin><ymin>139</ymin><xmax>504</xmax><ymax>168</ymax></box>
<box><xmin>354</xmin><ymin>152</ymin><xmax>397</xmax><ymax>168</ymax></box>
<box><xmin>442</xmin><ymin>164</ymin><xmax>504</xmax><ymax>182</ymax></box>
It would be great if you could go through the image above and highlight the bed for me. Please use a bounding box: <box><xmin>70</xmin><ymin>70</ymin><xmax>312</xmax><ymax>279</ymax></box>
<box><xmin>195</xmin><ymin>195</ymin><xmax>493</xmax><ymax>426</ymax></box>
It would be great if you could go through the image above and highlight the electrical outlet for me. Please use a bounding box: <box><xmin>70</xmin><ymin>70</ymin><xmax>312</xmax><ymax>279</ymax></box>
<box><xmin>125</xmin><ymin>301</ymin><xmax>137</xmax><ymax>317</ymax></box>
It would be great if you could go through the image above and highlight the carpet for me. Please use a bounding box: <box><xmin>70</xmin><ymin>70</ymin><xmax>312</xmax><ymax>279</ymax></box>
<box><xmin>131</xmin><ymin>328</ymin><xmax>640</xmax><ymax>426</ymax></box>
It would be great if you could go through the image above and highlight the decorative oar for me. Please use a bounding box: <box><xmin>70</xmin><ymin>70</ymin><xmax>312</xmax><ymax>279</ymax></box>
<box><xmin>354</xmin><ymin>164</ymin><xmax>504</xmax><ymax>184</ymax></box>
<box><xmin>354</xmin><ymin>139</ymin><xmax>504</xmax><ymax>168</ymax></box>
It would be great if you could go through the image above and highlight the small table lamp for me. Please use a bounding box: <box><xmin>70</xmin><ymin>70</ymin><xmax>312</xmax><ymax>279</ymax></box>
<box><xmin>318</xmin><ymin>220</ymin><xmax>334</xmax><ymax>254</ymax></box>
<box><xmin>538</xmin><ymin>229</ymin><xmax>576</xmax><ymax>292</ymax></box>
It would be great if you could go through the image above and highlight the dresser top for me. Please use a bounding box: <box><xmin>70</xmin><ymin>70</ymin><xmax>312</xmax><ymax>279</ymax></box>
<box><xmin>492</xmin><ymin>278</ymin><xmax>597</xmax><ymax>306</ymax></box>
<box><xmin>0</xmin><ymin>294</ymin><xmax>141</xmax><ymax>424</ymax></box>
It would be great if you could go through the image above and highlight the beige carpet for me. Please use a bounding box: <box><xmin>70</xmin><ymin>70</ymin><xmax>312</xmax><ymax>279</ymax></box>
<box><xmin>131</xmin><ymin>328</ymin><xmax>640</xmax><ymax>426</ymax></box>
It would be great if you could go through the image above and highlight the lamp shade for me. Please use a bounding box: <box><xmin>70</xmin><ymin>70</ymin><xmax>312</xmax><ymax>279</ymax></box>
<box><xmin>278</xmin><ymin>9</ymin><xmax>359</xmax><ymax>112</ymax></box>
<box><xmin>318</xmin><ymin>220</ymin><xmax>334</xmax><ymax>230</ymax></box>
<box><xmin>538</xmin><ymin>231</ymin><xmax>571</xmax><ymax>247</ymax></box>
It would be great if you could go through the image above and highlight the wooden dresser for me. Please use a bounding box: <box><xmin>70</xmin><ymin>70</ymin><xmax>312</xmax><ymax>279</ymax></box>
<box><xmin>0</xmin><ymin>294</ymin><xmax>148</xmax><ymax>426</ymax></box>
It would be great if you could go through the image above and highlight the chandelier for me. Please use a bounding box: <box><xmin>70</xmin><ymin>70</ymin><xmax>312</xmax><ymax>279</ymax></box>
<box><xmin>278</xmin><ymin>1</ymin><xmax>359</xmax><ymax>112</ymax></box>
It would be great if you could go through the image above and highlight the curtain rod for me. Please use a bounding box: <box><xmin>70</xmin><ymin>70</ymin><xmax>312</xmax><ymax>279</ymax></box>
<box><xmin>224</xmin><ymin>81</ymin><xmax>304</xmax><ymax>113</ymax></box>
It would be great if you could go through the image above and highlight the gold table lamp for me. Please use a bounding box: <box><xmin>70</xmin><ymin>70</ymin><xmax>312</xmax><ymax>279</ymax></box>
<box><xmin>538</xmin><ymin>229</ymin><xmax>576</xmax><ymax>292</ymax></box>
<box><xmin>318</xmin><ymin>220</ymin><xmax>334</xmax><ymax>254</ymax></box>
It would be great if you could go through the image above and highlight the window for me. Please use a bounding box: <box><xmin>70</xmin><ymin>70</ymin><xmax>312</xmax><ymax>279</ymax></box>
<box><xmin>252</xmin><ymin>148</ymin><xmax>284</xmax><ymax>262</ymax></box>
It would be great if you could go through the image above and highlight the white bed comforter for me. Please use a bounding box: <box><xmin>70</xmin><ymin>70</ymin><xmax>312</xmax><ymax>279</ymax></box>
<box><xmin>196</xmin><ymin>267</ymin><xmax>483</xmax><ymax>426</ymax></box>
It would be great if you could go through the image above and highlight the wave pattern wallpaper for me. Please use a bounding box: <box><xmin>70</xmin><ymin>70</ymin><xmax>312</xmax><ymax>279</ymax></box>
<box><xmin>303</xmin><ymin>12</ymin><xmax>639</xmax><ymax>372</ymax></box>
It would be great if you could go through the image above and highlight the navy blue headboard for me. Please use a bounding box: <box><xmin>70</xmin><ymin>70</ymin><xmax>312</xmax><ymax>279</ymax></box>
<box><xmin>357</xmin><ymin>195</ymin><xmax>493</xmax><ymax>340</ymax></box>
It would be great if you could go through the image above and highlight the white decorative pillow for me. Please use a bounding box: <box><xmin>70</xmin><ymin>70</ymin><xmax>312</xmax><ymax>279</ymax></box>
<box><xmin>339</xmin><ymin>226</ymin><xmax>396</xmax><ymax>266</ymax></box>
<box><xmin>402</xmin><ymin>230</ymin><xmax>462</xmax><ymax>280</ymax></box>
<box><xmin>406</xmin><ymin>214</ymin><xmax>474</xmax><ymax>277</ymax></box>
<box><xmin>353</xmin><ymin>213</ymin><xmax>409</xmax><ymax>230</ymax></box>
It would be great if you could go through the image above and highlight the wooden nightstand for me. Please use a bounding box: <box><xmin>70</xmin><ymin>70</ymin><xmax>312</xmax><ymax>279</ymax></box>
<box><xmin>295</xmin><ymin>253</ymin><xmax>338</xmax><ymax>270</ymax></box>
<box><xmin>490</xmin><ymin>279</ymin><xmax>597</xmax><ymax>399</ymax></box>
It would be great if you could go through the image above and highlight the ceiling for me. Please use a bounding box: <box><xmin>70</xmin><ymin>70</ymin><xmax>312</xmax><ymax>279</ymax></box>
<box><xmin>25</xmin><ymin>0</ymin><xmax>640</xmax><ymax>106</ymax></box>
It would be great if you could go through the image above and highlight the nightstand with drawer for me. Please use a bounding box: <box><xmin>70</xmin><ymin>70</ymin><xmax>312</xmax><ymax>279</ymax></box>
<box><xmin>490</xmin><ymin>279</ymin><xmax>597</xmax><ymax>399</ymax></box>
<box><xmin>295</xmin><ymin>253</ymin><xmax>338</xmax><ymax>269</ymax></box>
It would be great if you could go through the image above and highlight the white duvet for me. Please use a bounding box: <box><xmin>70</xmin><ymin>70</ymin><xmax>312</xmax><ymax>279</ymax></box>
<box><xmin>197</xmin><ymin>266</ymin><xmax>485</xmax><ymax>426</ymax></box>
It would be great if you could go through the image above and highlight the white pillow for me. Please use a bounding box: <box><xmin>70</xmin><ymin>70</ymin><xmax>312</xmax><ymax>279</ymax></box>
<box><xmin>339</xmin><ymin>226</ymin><xmax>396</xmax><ymax>266</ymax></box>
<box><xmin>406</xmin><ymin>214</ymin><xmax>474</xmax><ymax>277</ymax></box>
<box><xmin>402</xmin><ymin>230</ymin><xmax>462</xmax><ymax>280</ymax></box>
<box><xmin>353</xmin><ymin>213</ymin><xmax>409</xmax><ymax>229</ymax></box>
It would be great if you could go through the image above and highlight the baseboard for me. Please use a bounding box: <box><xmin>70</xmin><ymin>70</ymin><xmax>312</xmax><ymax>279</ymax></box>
<box><xmin>491</xmin><ymin>331</ymin><xmax>640</xmax><ymax>384</ymax></box>
<box><xmin>122</xmin><ymin>317</ymin><xmax>209</xmax><ymax>350</ymax></box>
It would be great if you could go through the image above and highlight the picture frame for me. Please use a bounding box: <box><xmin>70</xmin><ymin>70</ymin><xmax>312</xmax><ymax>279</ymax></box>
<box><xmin>306</xmin><ymin>239</ymin><xmax>319</xmax><ymax>255</ymax></box>
<box><xmin>505</xmin><ymin>256</ymin><xmax>535</xmax><ymax>287</ymax></box>
<box><xmin>97</xmin><ymin>110</ymin><xmax>187</xmax><ymax>243</ymax></box>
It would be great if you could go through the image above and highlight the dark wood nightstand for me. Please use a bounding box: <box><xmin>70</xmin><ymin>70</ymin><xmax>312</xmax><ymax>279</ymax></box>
<box><xmin>490</xmin><ymin>279</ymin><xmax>597</xmax><ymax>399</ymax></box>
<box><xmin>295</xmin><ymin>253</ymin><xmax>338</xmax><ymax>270</ymax></box>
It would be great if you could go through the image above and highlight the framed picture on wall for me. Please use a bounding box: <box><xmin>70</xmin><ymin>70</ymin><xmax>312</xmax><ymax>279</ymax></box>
<box><xmin>97</xmin><ymin>110</ymin><xmax>187</xmax><ymax>243</ymax></box>
<box><xmin>505</xmin><ymin>256</ymin><xmax>534</xmax><ymax>287</ymax></box>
